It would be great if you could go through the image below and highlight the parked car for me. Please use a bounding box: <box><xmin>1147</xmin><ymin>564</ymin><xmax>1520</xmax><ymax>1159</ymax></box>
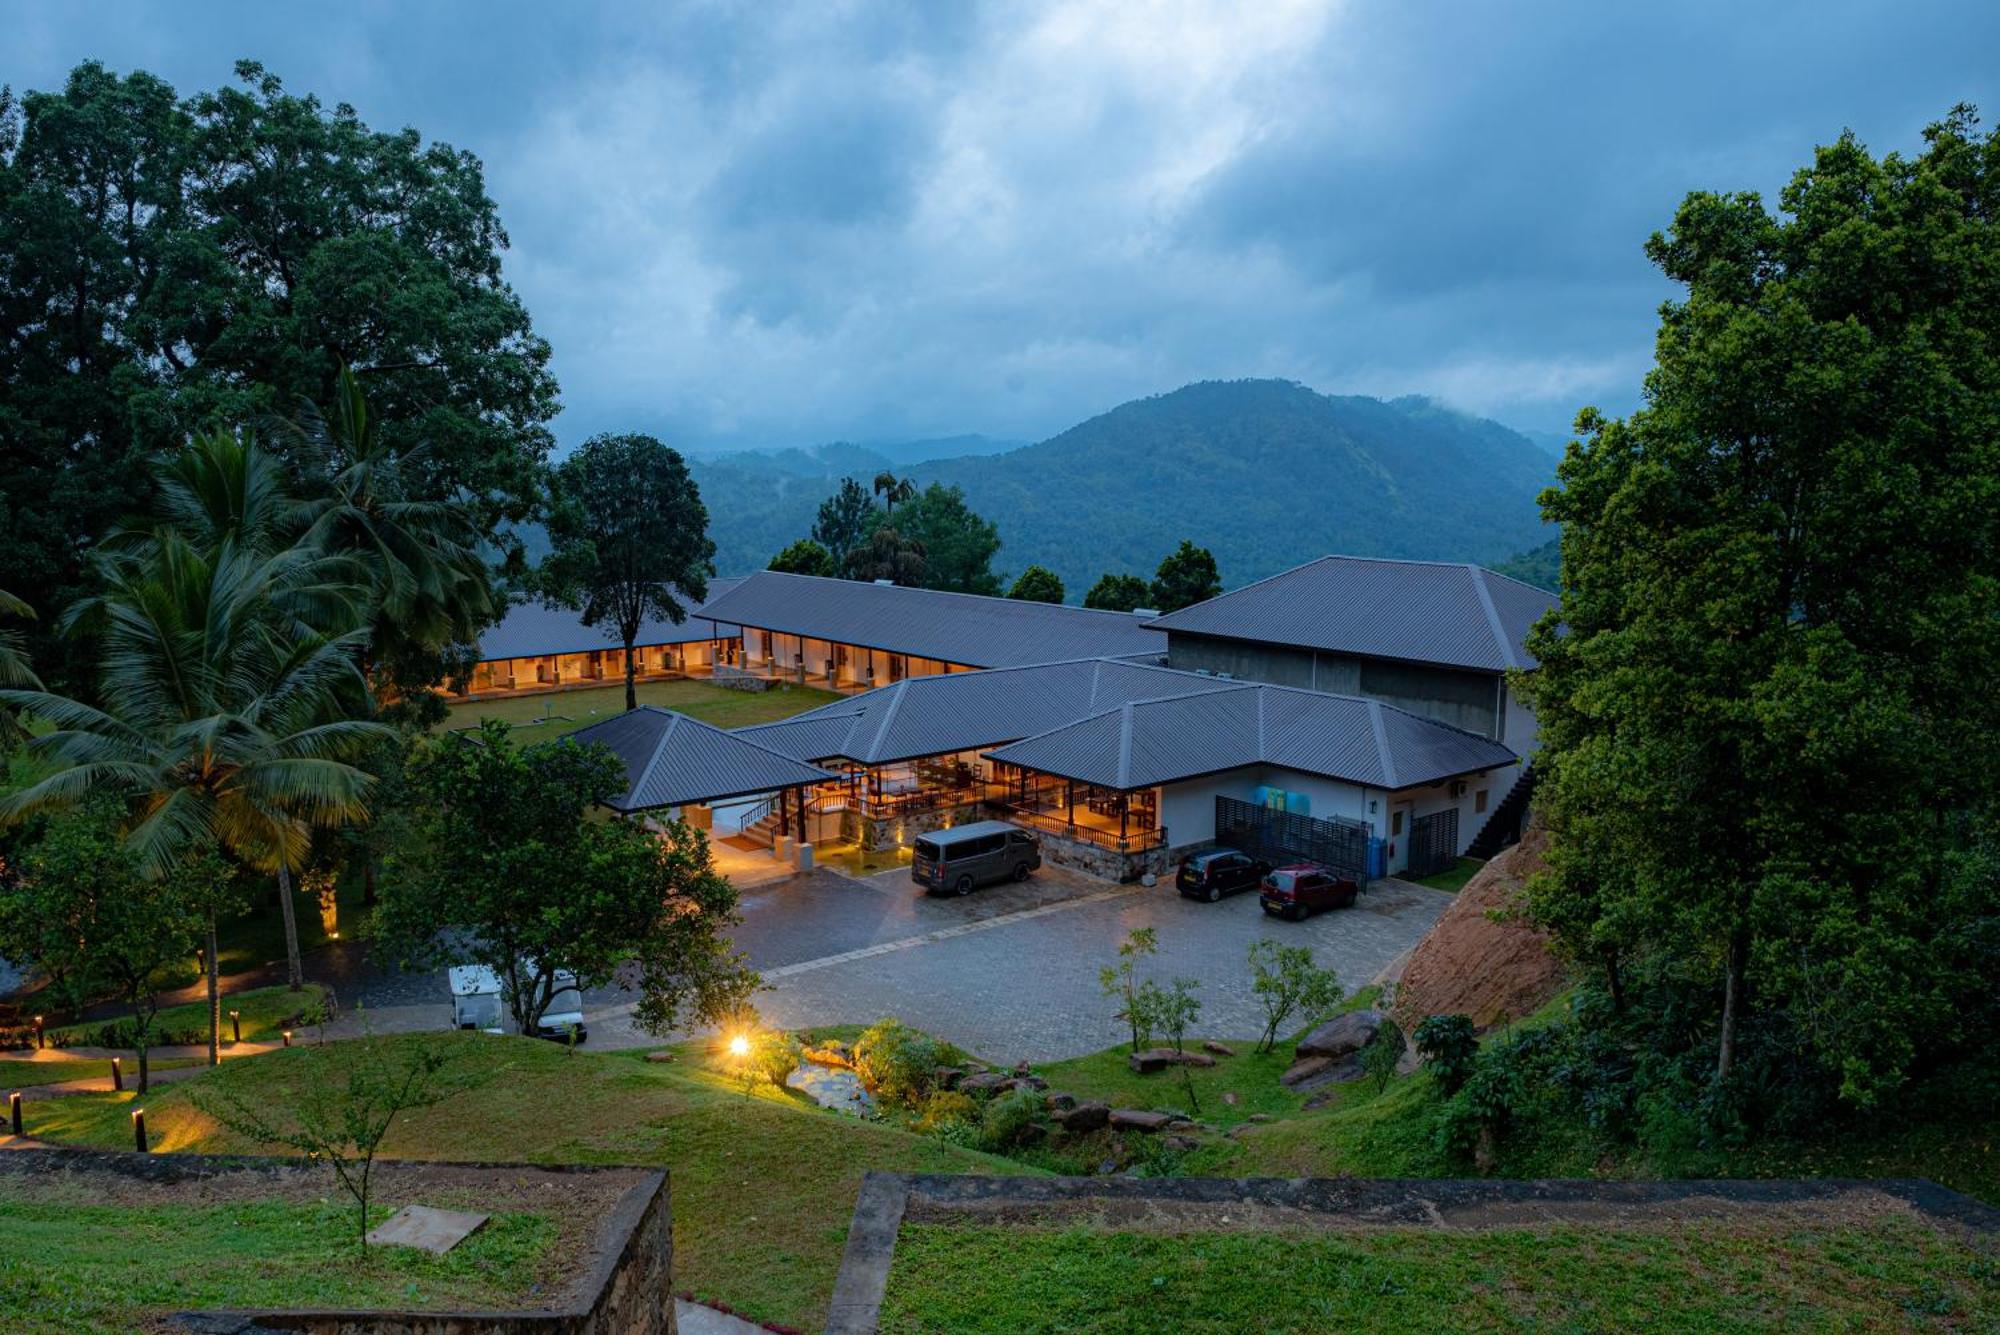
<box><xmin>913</xmin><ymin>820</ymin><xmax>1040</xmax><ymax>895</ymax></box>
<box><xmin>1259</xmin><ymin>865</ymin><xmax>1359</xmax><ymax>920</ymax></box>
<box><xmin>1176</xmin><ymin>848</ymin><xmax>1272</xmax><ymax>902</ymax></box>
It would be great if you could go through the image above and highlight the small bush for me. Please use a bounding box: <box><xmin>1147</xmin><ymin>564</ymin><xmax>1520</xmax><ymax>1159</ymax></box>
<box><xmin>914</xmin><ymin>1089</ymin><xmax>978</xmax><ymax>1136</ymax></box>
<box><xmin>1413</xmin><ymin>1014</ymin><xmax>1479</xmax><ymax>1095</ymax></box>
<box><xmin>752</xmin><ymin>1031</ymin><xmax>802</xmax><ymax>1088</ymax></box>
<box><xmin>977</xmin><ymin>1087</ymin><xmax>1044</xmax><ymax>1151</ymax></box>
<box><xmin>852</xmin><ymin>1018</ymin><xmax>964</xmax><ymax>1109</ymax></box>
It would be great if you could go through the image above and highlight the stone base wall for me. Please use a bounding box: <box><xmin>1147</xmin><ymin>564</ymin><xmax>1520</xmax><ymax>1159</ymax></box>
<box><xmin>1035</xmin><ymin>830</ymin><xmax>1172</xmax><ymax>883</ymax></box>
<box><xmin>843</xmin><ymin>803</ymin><xmax>985</xmax><ymax>852</ymax></box>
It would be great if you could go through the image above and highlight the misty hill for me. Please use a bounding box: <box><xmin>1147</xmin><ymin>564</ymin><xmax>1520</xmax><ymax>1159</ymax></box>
<box><xmin>692</xmin><ymin>380</ymin><xmax>1558</xmax><ymax>590</ymax></box>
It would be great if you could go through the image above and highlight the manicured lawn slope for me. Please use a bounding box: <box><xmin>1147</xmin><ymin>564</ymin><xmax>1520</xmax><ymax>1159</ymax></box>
<box><xmin>444</xmin><ymin>679</ymin><xmax>840</xmax><ymax>734</ymax></box>
<box><xmin>48</xmin><ymin>983</ymin><xmax>333</xmax><ymax>1046</ymax></box>
<box><xmin>0</xmin><ymin>1190</ymin><xmax>553</xmax><ymax>1335</ymax></box>
<box><xmin>0</xmin><ymin>1056</ymin><xmax>197</xmax><ymax>1087</ymax></box>
<box><xmin>879</xmin><ymin>1219</ymin><xmax>1999</xmax><ymax>1334</ymax></box>
<box><xmin>22</xmin><ymin>1033</ymin><xmax>1029</xmax><ymax>1331</ymax></box>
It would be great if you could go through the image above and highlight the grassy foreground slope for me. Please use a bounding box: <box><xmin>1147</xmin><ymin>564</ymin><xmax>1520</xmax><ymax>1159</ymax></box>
<box><xmin>443</xmin><ymin>678</ymin><xmax>841</xmax><ymax>735</ymax></box>
<box><xmin>22</xmin><ymin>1033</ymin><xmax>1029</xmax><ymax>1331</ymax></box>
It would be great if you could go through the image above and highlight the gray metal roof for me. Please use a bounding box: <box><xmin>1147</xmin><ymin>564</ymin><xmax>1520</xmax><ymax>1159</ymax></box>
<box><xmin>475</xmin><ymin>577</ymin><xmax>743</xmax><ymax>662</ymax></box>
<box><xmin>984</xmin><ymin>680</ymin><xmax>1517</xmax><ymax>792</ymax></box>
<box><xmin>566</xmin><ymin>704</ymin><xmax>835</xmax><ymax>810</ymax></box>
<box><xmin>734</xmin><ymin>657</ymin><xmax>1224</xmax><ymax>766</ymax></box>
<box><xmin>1143</xmin><ymin>556</ymin><xmax>1556</xmax><ymax>673</ymax></box>
<box><xmin>695</xmin><ymin>571</ymin><xmax>1161</xmax><ymax>668</ymax></box>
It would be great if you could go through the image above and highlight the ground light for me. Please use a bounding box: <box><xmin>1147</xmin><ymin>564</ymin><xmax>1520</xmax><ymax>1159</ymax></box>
<box><xmin>8</xmin><ymin>1091</ymin><xmax>19</xmax><ymax>1136</ymax></box>
<box><xmin>131</xmin><ymin>1107</ymin><xmax>147</xmax><ymax>1153</ymax></box>
<box><xmin>229</xmin><ymin>1009</ymin><xmax>241</xmax><ymax>1043</ymax></box>
<box><xmin>728</xmin><ymin>1034</ymin><xmax>751</xmax><ymax>1058</ymax></box>
<box><xmin>110</xmin><ymin>1057</ymin><xmax>122</xmax><ymax>1092</ymax></box>
<box><xmin>281</xmin><ymin>1030</ymin><xmax>293</xmax><ymax>1048</ymax></box>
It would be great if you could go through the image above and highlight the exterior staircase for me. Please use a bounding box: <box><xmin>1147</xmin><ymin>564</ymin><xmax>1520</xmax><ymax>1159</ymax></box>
<box><xmin>740</xmin><ymin>807</ymin><xmax>784</xmax><ymax>848</ymax></box>
<box><xmin>1466</xmin><ymin>765</ymin><xmax>1538</xmax><ymax>860</ymax></box>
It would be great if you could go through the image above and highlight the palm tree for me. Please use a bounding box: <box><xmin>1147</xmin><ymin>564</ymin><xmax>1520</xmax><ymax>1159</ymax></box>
<box><xmin>0</xmin><ymin>590</ymin><xmax>41</xmax><ymax>746</ymax></box>
<box><xmin>279</xmin><ymin>367</ymin><xmax>498</xmax><ymax>702</ymax></box>
<box><xmin>872</xmin><ymin>470</ymin><xmax>915</xmax><ymax>518</ymax></box>
<box><xmin>1</xmin><ymin>443</ymin><xmax>388</xmax><ymax>1062</ymax></box>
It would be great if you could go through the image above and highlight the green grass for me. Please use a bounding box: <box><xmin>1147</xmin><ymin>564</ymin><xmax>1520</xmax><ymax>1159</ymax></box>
<box><xmin>0</xmin><ymin>1185</ymin><xmax>556</xmax><ymax>1334</ymax></box>
<box><xmin>443</xmin><ymin>678</ymin><xmax>841</xmax><ymax>734</ymax></box>
<box><xmin>49</xmin><ymin>983</ymin><xmax>334</xmax><ymax>1046</ymax></box>
<box><xmin>0</xmin><ymin>1056</ymin><xmax>197</xmax><ymax>1087</ymax></box>
<box><xmin>878</xmin><ymin>1219</ymin><xmax>2000</xmax><ymax>1333</ymax></box>
<box><xmin>1411</xmin><ymin>856</ymin><xmax>1483</xmax><ymax>893</ymax></box>
<box><xmin>19</xmin><ymin>1031</ymin><xmax>1031</xmax><ymax>1331</ymax></box>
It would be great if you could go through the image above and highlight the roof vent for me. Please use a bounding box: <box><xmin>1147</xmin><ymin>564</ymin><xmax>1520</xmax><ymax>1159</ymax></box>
<box><xmin>872</xmin><ymin>579</ymin><xmax>895</xmax><ymax>587</ymax></box>
<box><xmin>1130</xmin><ymin>607</ymin><xmax>1160</xmax><ymax>618</ymax></box>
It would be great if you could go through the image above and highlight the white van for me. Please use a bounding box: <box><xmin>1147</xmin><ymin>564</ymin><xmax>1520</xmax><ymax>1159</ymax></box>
<box><xmin>447</xmin><ymin>963</ymin><xmax>588</xmax><ymax>1042</ymax></box>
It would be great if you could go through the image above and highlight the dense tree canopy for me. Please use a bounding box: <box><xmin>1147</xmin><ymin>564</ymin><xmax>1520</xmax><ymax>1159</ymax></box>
<box><xmin>895</xmin><ymin>482</ymin><xmax>1001</xmax><ymax>596</ymax></box>
<box><xmin>1150</xmin><ymin>541</ymin><xmax>1222</xmax><ymax>612</ymax></box>
<box><xmin>1007</xmin><ymin>565</ymin><xmax>1064</xmax><ymax>604</ymax></box>
<box><xmin>542</xmin><ymin>433</ymin><xmax>714</xmax><ymax>710</ymax></box>
<box><xmin>810</xmin><ymin>477</ymin><xmax>876</xmax><ymax>567</ymax></box>
<box><xmin>769</xmin><ymin>537</ymin><xmax>835</xmax><ymax>578</ymax></box>
<box><xmin>0</xmin><ymin>60</ymin><xmax>557</xmax><ymax>686</ymax></box>
<box><xmin>1083</xmin><ymin>572</ymin><xmax>1151</xmax><ymax>612</ymax></box>
<box><xmin>843</xmin><ymin>525</ymin><xmax>927</xmax><ymax>586</ymax></box>
<box><xmin>1522</xmin><ymin>107</ymin><xmax>2000</xmax><ymax>1113</ymax></box>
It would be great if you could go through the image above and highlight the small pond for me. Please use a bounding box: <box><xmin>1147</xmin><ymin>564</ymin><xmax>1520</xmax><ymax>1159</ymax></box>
<box><xmin>787</xmin><ymin>1059</ymin><xmax>877</xmax><ymax>1115</ymax></box>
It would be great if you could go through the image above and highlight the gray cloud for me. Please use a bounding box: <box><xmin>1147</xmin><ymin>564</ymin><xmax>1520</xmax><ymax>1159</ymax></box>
<box><xmin>12</xmin><ymin>0</ymin><xmax>1998</xmax><ymax>447</ymax></box>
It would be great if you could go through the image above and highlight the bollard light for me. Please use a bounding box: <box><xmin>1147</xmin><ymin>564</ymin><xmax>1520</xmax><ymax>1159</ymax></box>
<box><xmin>281</xmin><ymin>1030</ymin><xmax>292</xmax><ymax>1048</ymax></box>
<box><xmin>229</xmin><ymin>1009</ymin><xmax>241</xmax><ymax>1043</ymax></box>
<box><xmin>111</xmin><ymin>1057</ymin><xmax>123</xmax><ymax>1092</ymax></box>
<box><xmin>8</xmin><ymin>1091</ymin><xmax>20</xmax><ymax>1136</ymax></box>
<box><xmin>33</xmin><ymin>1016</ymin><xmax>43</xmax><ymax>1050</ymax></box>
<box><xmin>132</xmin><ymin>1107</ymin><xmax>148</xmax><ymax>1153</ymax></box>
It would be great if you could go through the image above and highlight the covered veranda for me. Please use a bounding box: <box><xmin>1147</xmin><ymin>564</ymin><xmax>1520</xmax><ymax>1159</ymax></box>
<box><xmin>731</xmin><ymin>626</ymin><xmax>978</xmax><ymax>695</ymax></box>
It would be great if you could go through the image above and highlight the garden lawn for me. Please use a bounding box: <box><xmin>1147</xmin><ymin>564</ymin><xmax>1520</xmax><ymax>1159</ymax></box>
<box><xmin>20</xmin><ymin>1031</ymin><xmax>1031</xmax><ymax>1332</ymax></box>
<box><xmin>443</xmin><ymin>679</ymin><xmax>840</xmax><ymax>735</ymax></box>
<box><xmin>49</xmin><ymin>983</ymin><xmax>333</xmax><ymax>1047</ymax></box>
<box><xmin>1411</xmin><ymin>856</ymin><xmax>1482</xmax><ymax>893</ymax></box>
<box><xmin>877</xmin><ymin>1218</ymin><xmax>2000</xmax><ymax>1334</ymax></box>
<box><xmin>0</xmin><ymin>1055</ymin><xmax>197</xmax><ymax>1087</ymax></box>
<box><xmin>0</xmin><ymin>1185</ymin><xmax>554</xmax><ymax>1335</ymax></box>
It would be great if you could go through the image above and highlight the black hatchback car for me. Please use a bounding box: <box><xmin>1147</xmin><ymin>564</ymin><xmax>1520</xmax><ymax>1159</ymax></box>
<box><xmin>1176</xmin><ymin>849</ymin><xmax>1272</xmax><ymax>902</ymax></box>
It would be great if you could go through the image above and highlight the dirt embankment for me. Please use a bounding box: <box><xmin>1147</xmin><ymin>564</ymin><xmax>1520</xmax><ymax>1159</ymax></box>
<box><xmin>1390</xmin><ymin>826</ymin><xmax>1565</xmax><ymax>1031</ymax></box>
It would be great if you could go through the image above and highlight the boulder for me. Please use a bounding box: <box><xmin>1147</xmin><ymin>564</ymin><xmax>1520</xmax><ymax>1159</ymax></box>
<box><xmin>1044</xmin><ymin>1091</ymin><xmax>1078</xmax><ymax>1112</ymax></box>
<box><xmin>1202</xmin><ymin>1041</ymin><xmax>1236</xmax><ymax>1058</ymax></box>
<box><xmin>1296</xmin><ymin>1010</ymin><xmax>1384</xmax><ymax>1061</ymax></box>
<box><xmin>1127</xmin><ymin>1047</ymin><xmax>1218</xmax><ymax>1074</ymax></box>
<box><xmin>1008</xmin><ymin>1074</ymin><xmax>1050</xmax><ymax>1092</ymax></box>
<box><xmin>1110</xmin><ymin>1108</ymin><xmax>1175</xmax><ymax>1133</ymax></box>
<box><xmin>958</xmin><ymin>1072</ymin><xmax>1012</xmax><ymax>1097</ymax></box>
<box><xmin>934</xmin><ymin>1066</ymin><xmax>966</xmax><ymax>1090</ymax></box>
<box><xmin>644</xmin><ymin>1051</ymin><xmax>676</xmax><ymax>1063</ymax></box>
<box><xmin>1056</xmin><ymin>1101</ymin><xmax>1111</xmax><ymax>1133</ymax></box>
<box><xmin>1280</xmin><ymin>1055</ymin><xmax>1334</xmax><ymax>1087</ymax></box>
<box><xmin>1163</xmin><ymin>1135</ymin><xmax>1200</xmax><ymax>1152</ymax></box>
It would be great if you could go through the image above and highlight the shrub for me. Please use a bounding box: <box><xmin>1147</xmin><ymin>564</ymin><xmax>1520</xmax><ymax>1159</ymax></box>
<box><xmin>1361</xmin><ymin>1016</ymin><xmax>1405</xmax><ymax>1093</ymax></box>
<box><xmin>852</xmin><ymin>1018</ymin><xmax>963</xmax><ymax>1108</ymax></box>
<box><xmin>977</xmin><ymin>1086</ymin><xmax>1045</xmax><ymax>1151</ymax></box>
<box><xmin>752</xmin><ymin>1031</ymin><xmax>802</xmax><ymax>1088</ymax></box>
<box><xmin>914</xmin><ymin>1089</ymin><xmax>979</xmax><ymax>1136</ymax></box>
<box><xmin>1413</xmin><ymin>1014</ymin><xmax>1479</xmax><ymax>1095</ymax></box>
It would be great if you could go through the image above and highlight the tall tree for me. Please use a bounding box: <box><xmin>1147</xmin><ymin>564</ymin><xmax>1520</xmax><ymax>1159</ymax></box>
<box><xmin>380</xmin><ymin>721</ymin><xmax>756</xmax><ymax>1038</ymax></box>
<box><xmin>0</xmin><ymin>438</ymin><xmax>387</xmax><ymax>1057</ymax></box>
<box><xmin>896</xmin><ymin>483</ymin><xmax>1001</xmax><ymax>596</ymax></box>
<box><xmin>1007</xmin><ymin>565</ymin><xmax>1064</xmax><ymax>604</ymax></box>
<box><xmin>768</xmin><ymin>538</ymin><xmax>835</xmax><ymax>578</ymax></box>
<box><xmin>1523</xmin><ymin>107</ymin><xmax>2000</xmax><ymax>1108</ymax></box>
<box><xmin>1150</xmin><ymin>541</ymin><xmax>1222</xmax><ymax>612</ymax></box>
<box><xmin>0</xmin><ymin>60</ymin><xmax>556</xmax><ymax>691</ymax></box>
<box><xmin>872</xmin><ymin>470</ymin><xmax>915</xmax><ymax>518</ymax></box>
<box><xmin>1084</xmin><ymin>572</ymin><xmax>1151</xmax><ymax>612</ymax></box>
<box><xmin>811</xmin><ymin>477</ymin><xmax>876</xmax><ymax>568</ymax></box>
<box><xmin>543</xmin><ymin>433</ymin><xmax>715</xmax><ymax>711</ymax></box>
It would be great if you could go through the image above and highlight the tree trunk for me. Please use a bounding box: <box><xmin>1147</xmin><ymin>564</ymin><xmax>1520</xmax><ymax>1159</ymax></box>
<box><xmin>277</xmin><ymin>863</ymin><xmax>304</xmax><ymax>991</ymax></box>
<box><xmin>1604</xmin><ymin>949</ymin><xmax>1625</xmax><ymax>1015</ymax></box>
<box><xmin>624</xmin><ymin>639</ymin><xmax>638</xmax><ymax>711</ymax></box>
<box><xmin>362</xmin><ymin>860</ymin><xmax>378</xmax><ymax>909</ymax></box>
<box><xmin>137</xmin><ymin>1040</ymin><xmax>150</xmax><ymax>1094</ymax></box>
<box><xmin>205</xmin><ymin>915</ymin><xmax>221</xmax><ymax>1067</ymax></box>
<box><xmin>1716</xmin><ymin>929</ymin><xmax>1748</xmax><ymax>1084</ymax></box>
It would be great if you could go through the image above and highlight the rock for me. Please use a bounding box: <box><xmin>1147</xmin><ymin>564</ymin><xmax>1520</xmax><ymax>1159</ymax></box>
<box><xmin>934</xmin><ymin>1066</ymin><xmax>966</xmax><ymax>1089</ymax></box>
<box><xmin>1281</xmin><ymin>1055</ymin><xmax>1334</xmax><ymax>1087</ymax></box>
<box><xmin>1248</xmin><ymin>1113</ymin><xmax>1274</xmax><ymax>1123</ymax></box>
<box><xmin>1202</xmin><ymin>1041</ymin><xmax>1236</xmax><ymax>1057</ymax></box>
<box><xmin>959</xmin><ymin>1072</ymin><xmax>1011</xmax><ymax>1097</ymax></box>
<box><xmin>1012</xmin><ymin>1061</ymin><xmax>1033</xmax><ymax>1076</ymax></box>
<box><xmin>1163</xmin><ymin>1135</ymin><xmax>1200</xmax><ymax>1152</ymax></box>
<box><xmin>1296</xmin><ymin>1010</ymin><xmax>1384</xmax><ymax>1061</ymax></box>
<box><xmin>1140</xmin><ymin>872</ymin><xmax>1158</xmax><ymax>887</ymax></box>
<box><xmin>1017</xmin><ymin>1122</ymin><xmax>1047</xmax><ymax>1146</ymax></box>
<box><xmin>1056</xmin><ymin>1101</ymin><xmax>1110</xmax><ymax>1133</ymax></box>
<box><xmin>1227</xmin><ymin>1123</ymin><xmax>1255</xmax><ymax>1138</ymax></box>
<box><xmin>1128</xmin><ymin>1047</ymin><xmax>1218</xmax><ymax>1074</ymax></box>
<box><xmin>1221</xmin><ymin>1091</ymin><xmax>1239</xmax><ymax>1106</ymax></box>
<box><xmin>1008</xmin><ymin>1074</ymin><xmax>1049</xmax><ymax>1092</ymax></box>
<box><xmin>1096</xmin><ymin>1158</ymin><xmax>1120</xmax><ymax>1175</ymax></box>
<box><xmin>644</xmin><ymin>1050</ymin><xmax>676</xmax><ymax>1063</ymax></box>
<box><xmin>1044</xmin><ymin>1091</ymin><xmax>1078</xmax><ymax>1112</ymax></box>
<box><xmin>1110</xmin><ymin>1108</ymin><xmax>1175</xmax><ymax>1133</ymax></box>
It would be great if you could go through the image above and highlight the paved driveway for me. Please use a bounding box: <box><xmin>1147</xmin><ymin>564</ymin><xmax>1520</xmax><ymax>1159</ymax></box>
<box><xmin>592</xmin><ymin>864</ymin><xmax>1451</xmax><ymax>1062</ymax></box>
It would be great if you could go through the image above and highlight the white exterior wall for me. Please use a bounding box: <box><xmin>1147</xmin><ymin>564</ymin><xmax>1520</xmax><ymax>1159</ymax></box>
<box><xmin>1500</xmin><ymin>681</ymin><xmax>1540</xmax><ymax>758</ymax></box>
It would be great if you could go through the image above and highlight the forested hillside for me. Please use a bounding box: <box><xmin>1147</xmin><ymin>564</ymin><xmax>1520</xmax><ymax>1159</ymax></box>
<box><xmin>695</xmin><ymin>380</ymin><xmax>1557</xmax><ymax>588</ymax></box>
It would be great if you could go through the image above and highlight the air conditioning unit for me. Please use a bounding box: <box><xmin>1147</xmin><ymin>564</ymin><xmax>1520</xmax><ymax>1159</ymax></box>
<box><xmin>1449</xmin><ymin>780</ymin><xmax>1467</xmax><ymax>798</ymax></box>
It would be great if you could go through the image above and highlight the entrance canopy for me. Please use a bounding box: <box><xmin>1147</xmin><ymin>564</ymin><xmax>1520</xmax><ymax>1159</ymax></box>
<box><xmin>567</xmin><ymin>706</ymin><xmax>837</xmax><ymax>813</ymax></box>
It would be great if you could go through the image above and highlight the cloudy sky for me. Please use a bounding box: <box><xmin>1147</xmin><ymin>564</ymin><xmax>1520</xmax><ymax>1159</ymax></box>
<box><xmin>15</xmin><ymin>1</ymin><xmax>1999</xmax><ymax>450</ymax></box>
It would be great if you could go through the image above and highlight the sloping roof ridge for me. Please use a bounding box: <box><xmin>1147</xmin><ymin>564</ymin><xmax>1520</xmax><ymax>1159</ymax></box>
<box><xmin>1116</xmin><ymin>701</ymin><xmax>1136</xmax><ymax>791</ymax></box>
<box><xmin>860</xmin><ymin>678</ymin><xmax>915</xmax><ymax>761</ymax></box>
<box><xmin>738</xmin><ymin>570</ymin><xmax>1160</xmax><ymax>621</ymax></box>
<box><xmin>1142</xmin><ymin>556</ymin><xmax>1342</xmax><ymax>626</ymax></box>
<box><xmin>624</xmin><ymin>708</ymin><xmax>684</xmax><ymax>806</ymax></box>
<box><xmin>1466</xmin><ymin>564</ymin><xmax>1519</xmax><ymax>670</ymax></box>
<box><xmin>1477</xmin><ymin>562</ymin><xmax>1560</xmax><ymax>597</ymax></box>
<box><xmin>1366</xmin><ymin>700</ymin><xmax>1398</xmax><ymax>790</ymax></box>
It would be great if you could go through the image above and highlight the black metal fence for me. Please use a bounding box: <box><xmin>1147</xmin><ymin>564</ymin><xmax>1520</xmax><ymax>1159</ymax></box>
<box><xmin>1408</xmin><ymin>808</ymin><xmax>1460</xmax><ymax>879</ymax></box>
<box><xmin>1214</xmin><ymin>797</ymin><xmax>1371</xmax><ymax>887</ymax></box>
